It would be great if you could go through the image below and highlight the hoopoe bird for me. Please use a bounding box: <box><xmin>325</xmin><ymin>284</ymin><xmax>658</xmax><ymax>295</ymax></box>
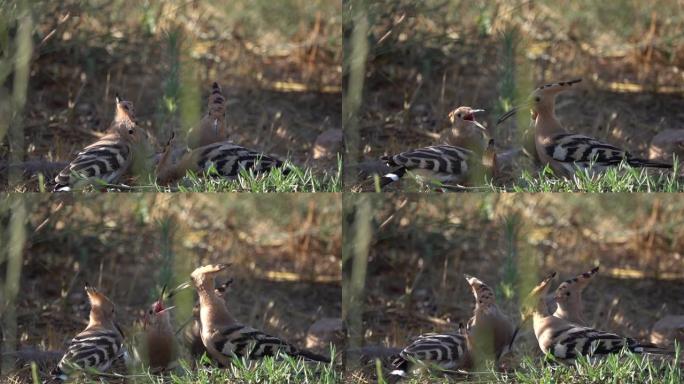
<box><xmin>190</xmin><ymin>264</ymin><xmax>330</xmax><ymax>366</ymax></box>
<box><xmin>54</xmin><ymin>96</ymin><xmax>151</xmax><ymax>191</ymax></box>
<box><xmin>186</xmin><ymin>82</ymin><xmax>229</xmax><ymax>149</ymax></box>
<box><xmin>525</xmin><ymin>272</ymin><xmax>668</xmax><ymax>362</ymax></box>
<box><xmin>497</xmin><ymin>79</ymin><xmax>672</xmax><ymax>176</ymax></box>
<box><xmin>185</xmin><ymin>278</ymin><xmax>234</xmax><ymax>362</ymax></box>
<box><xmin>142</xmin><ymin>285</ymin><xmax>177</xmax><ymax>373</ymax></box>
<box><xmin>390</xmin><ymin>323</ymin><xmax>472</xmax><ymax>378</ymax></box>
<box><xmin>378</xmin><ymin>106</ymin><xmax>491</xmax><ymax>188</ymax></box>
<box><xmin>156</xmin><ymin>132</ymin><xmax>290</xmax><ymax>185</ymax></box>
<box><xmin>464</xmin><ymin>275</ymin><xmax>516</xmax><ymax>365</ymax></box>
<box><xmin>48</xmin><ymin>283</ymin><xmax>126</xmax><ymax>382</ymax></box>
<box><xmin>552</xmin><ymin>266</ymin><xmax>599</xmax><ymax>325</ymax></box>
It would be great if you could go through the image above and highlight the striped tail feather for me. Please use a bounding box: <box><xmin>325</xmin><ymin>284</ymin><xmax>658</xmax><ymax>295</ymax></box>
<box><xmin>627</xmin><ymin>158</ymin><xmax>672</xmax><ymax>169</ymax></box>
<box><xmin>633</xmin><ymin>341</ymin><xmax>674</xmax><ymax>355</ymax></box>
<box><xmin>296</xmin><ymin>349</ymin><xmax>331</xmax><ymax>363</ymax></box>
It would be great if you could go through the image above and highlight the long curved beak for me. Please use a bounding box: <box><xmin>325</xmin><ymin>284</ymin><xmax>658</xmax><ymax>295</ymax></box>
<box><xmin>496</xmin><ymin>107</ymin><xmax>520</xmax><ymax>125</ymax></box>
<box><xmin>159</xmin><ymin>284</ymin><xmax>167</xmax><ymax>302</ymax></box>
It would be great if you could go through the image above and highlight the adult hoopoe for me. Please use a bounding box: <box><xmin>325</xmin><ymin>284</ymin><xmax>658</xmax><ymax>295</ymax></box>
<box><xmin>497</xmin><ymin>79</ymin><xmax>672</xmax><ymax>176</ymax></box>
<box><xmin>379</xmin><ymin>106</ymin><xmax>491</xmax><ymax>188</ymax></box>
<box><xmin>48</xmin><ymin>283</ymin><xmax>126</xmax><ymax>382</ymax></box>
<box><xmin>142</xmin><ymin>285</ymin><xmax>177</xmax><ymax>373</ymax></box>
<box><xmin>156</xmin><ymin>132</ymin><xmax>290</xmax><ymax>185</ymax></box>
<box><xmin>185</xmin><ymin>278</ymin><xmax>234</xmax><ymax>362</ymax></box>
<box><xmin>54</xmin><ymin>96</ymin><xmax>151</xmax><ymax>191</ymax></box>
<box><xmin>190</xmin><ymin>264</ymin><xmax>330</xmax><ymax>366</ymax></box>
<box><xmin>186</xmin><ymin>82</ymin><xmax>229</xmax><ymax>149</ymax></box>
<box><xmin>389</xmin><ymin>323</ymin><xmax>472</xmax><ymax>378</ymax></box>
<box><xmin>552</xmin><ymin>266</ymin><xmax>599</xmax><ymax>325</ymax></box>
<box><xmin>464</xmin><ymin>275</ymin><xmax>516</xmax><ymax>365</ymax></box>
<box><xmin>525</xmin><ymin>272</ymin><xmax>668</xmax><ymax>362</ymax></box>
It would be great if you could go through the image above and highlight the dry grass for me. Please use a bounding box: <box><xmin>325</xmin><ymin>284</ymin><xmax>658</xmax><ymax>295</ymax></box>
<box><xmin>352</xmin><ymin>194</ymin><xmax>684</xmax><ymax>381</ymax></box>
<box><xmin>0</xmin><ymin>193</ymin><xmax>341</xmax><ymax>380</ymax></box>
<box><xmin>1</xmin><ymin>0</ymin><xmax>341</xmax><ymax>191</ymax></box>
<box><xmin>345</xmin><ymin>0</ymin><xmax>684</xmax><ymax>190</ymax></box>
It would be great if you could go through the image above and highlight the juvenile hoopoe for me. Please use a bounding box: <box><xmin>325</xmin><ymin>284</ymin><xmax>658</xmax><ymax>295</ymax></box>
<box><xmin>54</xmin><ymin>96</ymin><xmax>151</xmax><ymax>191</ymax></box>
<box><xmin>497</xmin><ymin>79</ymin><xmax>672</xmax><ymax>176</ymax></box>
<box><xmin>379</xmin><ymin>106</ymin><xmax>490</xmax><ymax>188</ymax></box>
<box><xmin>464</xmin><ymin>275</ymin><xmax>516</xmax><ymax>364</ymax></box>
<box><xmin>190</xmin><ymin>264</ymin><xmax>330</xmax><ymax>366</ymax></box>
<box><xmin>525</xmin><ymin>272</ymin><xmax>668</xmax><ymax>362</ymax></box>
<box><xmin>156</xmin><ymin>132</ymin><xmax>289</xmax><ymax>185</ymax></box>
<box><xmin>552</xmin><ymin>266</ymin><xmax>599</xmax><ymax>325</ymax></box>
<box><xmin>186</xmin><ymin>82</ymin><xmax>229</xmax><ymax>149</ymax></box>
<box><xmin>49</xmin><ymin>283</ymin><xmax>126</xmax><ymax>382</ymax></box>
<box><xmin>185</xmin><ymin>278</ymin><xmax>234</xmax><ymax>362</ymax></box>
<box><xmin>142</xmin><ymin>285</ymin><xmax>177</xmax><ymax>373</ymax></box>
<box><xmin>390</xmin><ymin>323</ymin><xmax>472</xmax><ymax>378</ymax></box>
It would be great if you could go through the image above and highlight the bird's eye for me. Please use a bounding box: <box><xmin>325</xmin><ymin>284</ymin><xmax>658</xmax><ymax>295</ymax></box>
<box><xmin>149</xmin><ymin>309</ymin><xmax>153</xmax><ymax>314</ymax></box>
<box><xmin>534</xmin><ymin>97</ymin><xmax>541</xmax><ymax>102</ymax></box>
<box><xmin>566</xmin><ymin>292</ymin><xmax>571</xmax><ymax>296</ymax></box>
<box><xmin>128</xmin><ymin>129</ymin><xmax>134</xmax><ymax>134</ymax></box>
<box><xmin>456</xmin><ymin>113</ymin><xmax>462</xmax><ymax>118</ymax></box>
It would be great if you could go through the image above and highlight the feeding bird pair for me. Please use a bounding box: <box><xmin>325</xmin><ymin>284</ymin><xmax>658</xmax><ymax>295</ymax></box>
<box><xmin>378</xmin><ymin>79</ymin><xmax>672</xmax><ymax>189</ymax></box>
<box><xmin>53</xmin><ymin>82</ymin><xmax>288</xmax><ymax>191</ymax></box>
<box><xmin>46</xmin><ymin>264</ymin><xmax>329</xmax><ymax>382</ymax></box>
<box><xmin>389</xmin><ymin>266</ymin><xmax>669</xmax><ymax>379</ymax></box>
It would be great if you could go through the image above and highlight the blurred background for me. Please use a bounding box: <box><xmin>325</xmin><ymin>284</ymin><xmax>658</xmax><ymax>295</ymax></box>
<box><xmin>343</xmin><ymin>194</ymin><xmax>684</xmax><ymax>380</ymax></box>
<box><xmin>0</xmin><ymin>0</ymin><xmax>342</xmax><ymax>190</ymax></box>
<box><xmin>343</xmin><ymin>0</ymin><xmax>684</xmax><ymax>188</ymax></box>
<box><xmin>0</xmin><ymin>193</ymin><xmax>342</xmax><ymax>379</ymax></box>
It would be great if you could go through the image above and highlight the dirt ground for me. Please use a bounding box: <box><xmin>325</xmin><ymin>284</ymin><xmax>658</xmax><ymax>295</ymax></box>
<box><xmin>346</xmin><ymin>0</ymin><xmax>684</xmax><ymax>189</ymax></box>
<box><xmin>354</xmin><ymin>194</ymin><xmax>684</xmax><ymax>376</ymax></box>
<box><xmin>1</xmin><ymin>1</ymin><xmax>342</xmax><ymax>191</ymax></box>
<box><xmin>0</xmin><ymin>194</ymin><xmax>342</xmax><ymax>380</ymax></box>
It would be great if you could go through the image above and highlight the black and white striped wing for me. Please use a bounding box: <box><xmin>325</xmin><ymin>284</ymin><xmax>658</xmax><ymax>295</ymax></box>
<box><xmin>545</xmin><ymin>134</ymin><xmax>627</xmax><ymax>172</ymax></box>
<box><xmin>196</xmin><ymin>143</ymin><xmax>287</xmax><ymax>178</ymax></box>
<box><xmin>393</xmin><ymin>332</ymin><xmax>468</xmax><ymax>372</ymax></box>
<box><xmin>214</xmin><ymin>324</ymin><xmax>330</xmax><ymax>363</ymax></box>
<box><xmin>384</xmin><ymin>145</ymin><xmax>473</xmax><ymax>177</ymax></box>
<box><xmin>55</xmin><ymin>139</ymin><xmax>131</xmax><ymax>191</ymax></box>
<box><xmin>544</xmin><ymin>325</ymin><xmax>645</xmax><ymax>360</ymax></box>
<box><xmin>53</xmin><ymin>329</ymin><xmax>125</xmax><ymax>379</ymax></box>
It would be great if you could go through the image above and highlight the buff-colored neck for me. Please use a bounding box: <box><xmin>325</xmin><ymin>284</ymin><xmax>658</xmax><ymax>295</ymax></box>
<box><xmin>534</xmin><ymin>99</ymin><xmax>566</xmax><ymax>143</ymax></box>
<box><xmin>196</xmin><ymin>281</ymin><xmax>237</xmax><ymax>328</ymax></box>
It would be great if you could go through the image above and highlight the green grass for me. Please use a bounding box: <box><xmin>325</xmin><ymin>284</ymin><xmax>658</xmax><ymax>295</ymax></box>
<box><xmin>47</xmin><ymin>350</ymin><xmax>340</xmax><ymax>384</ymax></box>
<box><xmin>501</xmin><ymin>162</ymin><xmax>682</xmax><ymax>193</ymax></box>
<box><xmin>158</xmin><ymin>158</ymin><xmax>342</xmax><ymax>193</ymax></box>
<box><xmin>44</xmin><ymin>157</ymin><xmax>341</xmax><ymax>193</ymax></box>
<box><xmin>375</xmin><ymin>347</ymin><xmax>682</xmax><ymax>384</ymax></box>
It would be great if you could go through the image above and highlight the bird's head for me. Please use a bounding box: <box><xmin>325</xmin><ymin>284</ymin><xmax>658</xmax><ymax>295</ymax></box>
<box><xmin>448</xmin><ymin>106</ymin><xmax>488</xmax><ymax>138</ymax></box>
<box><xmin>143</xmin><ymin>285</ymin><xmax>176</xmax><ymax>330</ymax></box>
<box><xmin>554</xmin><ymin>266</ymin><xmax>599</xmax><ymax>303</ymax></box>
<box><xmin>190</xmin><ymin>263</ymin><xmax>231</xmax><ymax>289</ymax></box>
<box><xmin>497</xmin><ymin>79</ymin><xmax>582</xmax><ymax>125</ymax></box>
<box><xmin>464</xmin><ymin>274</ymin><xmax>496</xmax><ymax>307</ymax></box>
<box><xmin>521</xmin><ymin>271</ymin><xmax>557</xmax><ymax>322</ymax></box>
<box><xmin>85</xmin><ymin>282</ymin><xmax>117</xmax><ymax>326</ymax></box>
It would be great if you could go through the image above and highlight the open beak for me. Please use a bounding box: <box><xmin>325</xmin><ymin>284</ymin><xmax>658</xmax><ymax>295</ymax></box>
<box><xmin>157</xmin><ymin>306</ymin><xmax>176</xmax><ymax>314</ymax></box>
<box><xmin>471</xmin><ymin>119</ymin><xmax>488</xmax><ymax>133</ymax></box>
